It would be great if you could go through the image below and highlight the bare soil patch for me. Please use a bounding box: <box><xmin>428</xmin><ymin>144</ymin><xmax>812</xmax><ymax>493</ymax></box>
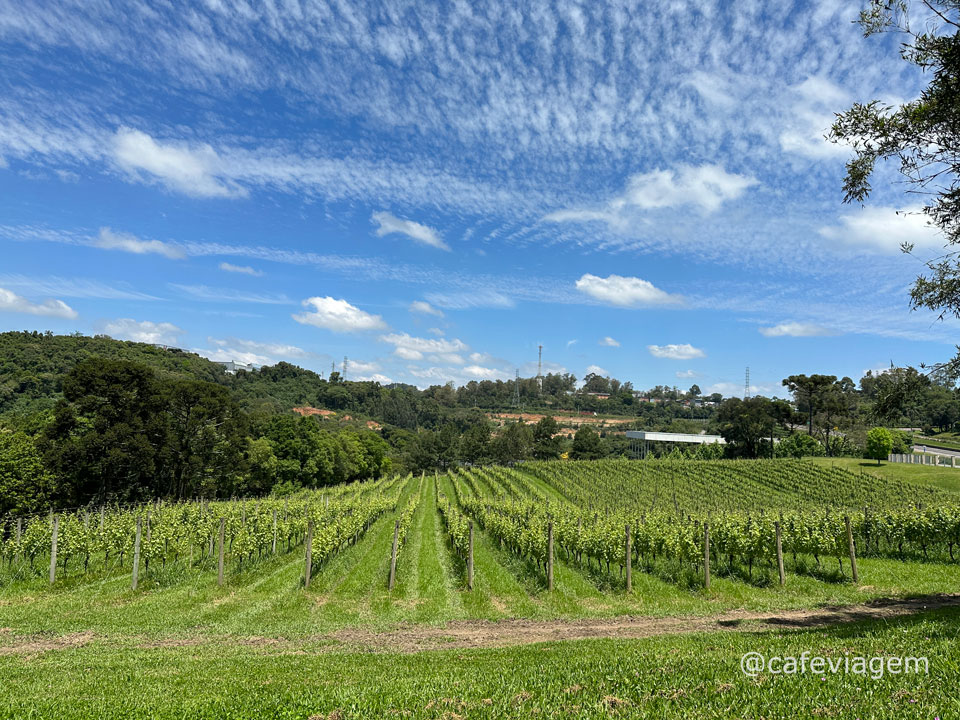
<box><xmin>0</xmin><ymin>630</ymin><xmax>95</xmax><ymax>657</ymax></box>
<box><xmin>328</xmin><ymin>594</ymin><xmax>960</xmax><ymax>653</ymax></box>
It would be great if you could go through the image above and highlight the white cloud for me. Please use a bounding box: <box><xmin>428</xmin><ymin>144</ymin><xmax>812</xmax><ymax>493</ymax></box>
<box><xmin>431</xmin><ymin>352</ymin><xmax>465</xmax><ymax>364</ymax></box>
<box><xmin>779</xmin><ymin>77</ymin><xmax>851</xmax><ymax>160</ymax></box>
<box><xmin>355</xmin><ymin>373</ymin><xmax>393</xmax><ymax>384</ymax></box>
<box><xmin>428</xmin><ymin>327</ymin><xmax>445</xmax><ymax>336</ymax></box>
<box><xmin>112</xmin><ymin>127</ymin><xmax>241</xmax><ymax>198</ymax></box>
<box><xmin>206</xmin><ymin>336</ymin><xmax>309</xmax><ymax>364</ymax></box>
<box><xmin>0</xmin><ymin>287</ymin><xmax>77</xmax><ymax>318</ymax></box>
<box><xmin>546</xmin><ymin>164</ymin><xmax>757</xmax><ymax>225</ymax></box>
<box><xmin>575</xmin><ymin>274</ymin><xmax>683</xmax><ymax>307</ymax></box>
<box><xmin>95</xmin><ymin>227</ymin><xmax>184</xmax><ymax>259</ymax></box>
<box><xmin>394</xmin><ymin>347</ymin><xmax>424</xmax><ymax>360</ymax></box>
<box><xmin>103</xmin><ymin>318</ymin><xmax>183</xmax><ymax>345</ymax></box>
<box><xmin>818</xmin><ymin>206</ymin><xmax>945</xmax><ymax>254</ymax></box>
<box><xmin>648</xmin><ymin>344</ymin><xmax>705</xmax><ymax>360</ymax></box>
<box><xmin>293</xmin><ymin>296</ymin><xmax>387</xmax><ymax>332</ymax></box>
<box><xmin>372</xmin><ymin>211</ymin><xmax>449</xmax><ymax>251</ymax></box>
<box><xmin>219</xmin><ymin>262</ymin><xmax>263</xmax><ymax>276</ymax></box>
<box><xmin>566</xmin><ymin>339</ymin><xmax>578</xmax><ymax>347</ymax></box>
<box><xmin>675</xmin><ymin>370</ymin><xmax>699</xmax><ymax>379</ymax></box>
<box><xmin>615</xmin><ymin>165</ymin><xmax>758</xmax><ymax>213</ymax></box>
<box><xmin>172</xmin><ymin>284</ymin><xmax>291</xmax><ymax>304</ymax></box>
<box><xmin>759</xmin><ymin>322</ymin><xmax>837</xmax><ymax>338</ymax></box>
<box><xmin>585</xmin><ymin>364</ymin><xmax>609</xmax><ymax>376</ymax></box>
<box><xmin>462</xmin><ymin>365</ymin><xmax>504</xmax><ymax>379</ymax></box>
<box><xmin>599</xmin><ymin>336</ymin><xmax>620</xmax><ymax>347</ymax></box>
<box><xmin>348</xmin><ymin>360</ymin><xmax>381</xmax><ymax>375</ymax></box>
<box><xmin>425</xmin><ymin>289</ymin><xmax>514</xmax><ymax>309</ymax></box>
<box><xmin>380</xmin><ymin>332</ymin><xmax>468</xmax><ymax>361</ymax></box>
<box><xmin>409</xmin><ymin>300</ymin><xmax>444</xmax><ymax>317</ymax></box>
<box><xmin>0</xmin><ymin>273</ymin><xmax>159</xmax><ymax>301</ymax></box>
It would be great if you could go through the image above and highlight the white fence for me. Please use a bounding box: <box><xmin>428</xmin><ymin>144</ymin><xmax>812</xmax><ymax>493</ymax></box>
<box><xmin>887</xmin><ymin>453</ymin><xmax>956</xmax><ymax>468</ymax></box>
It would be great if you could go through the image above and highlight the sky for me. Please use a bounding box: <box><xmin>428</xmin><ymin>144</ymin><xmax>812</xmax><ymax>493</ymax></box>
<box><xmin>0</xmin><ymin>0</ymin><xmax>955</xmax><ymax>397</ymax></box>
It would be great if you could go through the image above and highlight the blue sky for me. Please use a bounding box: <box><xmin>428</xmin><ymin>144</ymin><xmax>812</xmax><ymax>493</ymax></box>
<box><xmin>0</xmin><ymin>0</ymin><xmax>955</xmax><ymax>396</ymax></box>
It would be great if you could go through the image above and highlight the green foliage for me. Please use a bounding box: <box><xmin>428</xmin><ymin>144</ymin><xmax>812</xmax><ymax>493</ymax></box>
<box><xmin>775</xmin><ymin>433</ymin><xmax>825</xmax><ymax>458</ymax></box>
<box><xmin>570</xmin><ymin>425</ymin><xmax>602</xmax><ymax>460</ymax></box>
<box><xmin>866</xmin><ymin>426</ymin><xmax>895</xmax><ymax>464</ymax></box>
<box><xmin>0</xmin><ymin>431</ymin><xmax>52</xmax><ymax>516</ymax></box>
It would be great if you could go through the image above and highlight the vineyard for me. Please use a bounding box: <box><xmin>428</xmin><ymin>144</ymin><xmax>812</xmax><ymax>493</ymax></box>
<box><xmin>4</xmin><ymin>459</ymin><xmax>960</xmax><ymax>718</ymax></box>
<box><xmin>3</xmin><ymin>458</ymin><xmax>960</xmax><ymax>596</ymax></box>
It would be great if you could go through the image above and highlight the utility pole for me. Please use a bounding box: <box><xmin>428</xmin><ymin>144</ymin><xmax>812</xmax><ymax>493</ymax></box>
<box><xmin>537</xmin><ymin>344</ymin><xmax>543</xmax><ymax>394</ymax></box>
<box><xmin>744</xmin><ymin>366</ymin><xmax>751</xmax><ymax>400</ymax></box>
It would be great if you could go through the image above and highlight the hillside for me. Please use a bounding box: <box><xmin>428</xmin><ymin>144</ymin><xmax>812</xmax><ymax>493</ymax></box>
<box><xmin>0</xmin><ymin>331</ymin><xmax>232</xmax><ymax>416</ymax></box>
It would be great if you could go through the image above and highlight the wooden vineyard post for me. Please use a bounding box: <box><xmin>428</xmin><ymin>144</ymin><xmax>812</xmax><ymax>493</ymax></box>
<box><xmin>703</xmin><ymin>523</ymin><xmax>710</xmax><ymax>590</ymax></box>
<box><xmin>625</xmin><ymin>524</ymin><xmax>632</xmax><ymax>593</ymax></box>
<box><xmin>15</xmin><ymin>518</ymin><xmax>22</xmax><ymax>560</ymax></box>
<box><xmin>775</xmin><ymin>521</ymin><xmax>785</xmax><ymax>586</ymax></box>
<box><xmin>388</xmin><ymin>519</ymin><xmax>400</xmax><ymax>590</ymax></box>
<box><xmin>132</xmin><ymin>516</ymin><xmax>142</xmax><ymax>590</ymax></box>
<box><xmin>547</xmin><ymin>521</ymin><xmax>554</xmax><ymax>591</ymax></box>
<box><xmin>845</xmin><ymin>516</ymin><xmax>859</xmax><ymax>584</ymax></box>
<box><xmin>304</xmin><ymin>520</ymin><xmax>314</xmax><ymax>588</ymax></box>
<box><xmin>49</xmin><ymin>515</ymin><xmax>59</xmax><ymax>585</ymax></box>
<box><xmin>272</xmin><ymin>509</ymin><xmax>278</xmax><ymax>555</ymax></box>
<box><xmin>217</xmin><ymin>518</ymin><xmax>226</xmax><ymax>588</ymax></box>
<box><xmin>467</xmin><ymin>521</ymin><xmax>475</xmax><ymax>591</ymax></box>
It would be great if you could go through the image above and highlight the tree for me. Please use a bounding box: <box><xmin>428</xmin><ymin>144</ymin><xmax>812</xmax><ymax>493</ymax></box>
<box><xmin>570</xmin><ymin>425</ymin><xmax>603</xmax><ymax>460</ymax></box>
<box><xmin>866</xmin><ymin>426</ymin><xmax>894</xmax><ymax>465</ymax></box>
<box><xmin>0</xmin><ymin>431</ymin><xmax>52</xmax><ymax>516</ymax></box>
<box><xmin>490</xmin><ymin>422</ymin><xmax>534</xmax><ymax>464</ymax></box>
<box><xmin>830</xmin><ymin>1</ymin><xmax>959</xmax><ymax>373</ymax></box>
<box><xmin>718</xmin><ymin>397</ymin><xmax>781</xmax><ymax>458</ymax></box>
<box><xmin>582</xmin><ymin>373</ymin><xmax>610</xmax><ymax>394</ymax></box>
<box><xmin>689</xmin><ymin>384</ymin><xmax>702</xmax><ymax>397</ymax></box>
<box><xmin>42</xmin><ymin>358</ymin><xmax>170</xmax><ymax>504</ymax></box>
<box><xmin>532</xmin><ymin>415</ymin><xmax>563</xmax><ymax>460</ymax></box>
<box><xmin>782</xmin><ymin>374</ymin><xmax>838</xmax><ymax>436</ymax></box>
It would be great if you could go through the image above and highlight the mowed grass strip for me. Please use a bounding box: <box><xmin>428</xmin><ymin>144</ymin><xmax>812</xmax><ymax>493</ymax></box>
<box><xmin>1</xmin><ymin>607</ymin><xmax>957</xmax><ymax>719</ymax></box>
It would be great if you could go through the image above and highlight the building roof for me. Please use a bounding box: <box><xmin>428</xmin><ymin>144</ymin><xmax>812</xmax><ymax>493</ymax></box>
<box><xmin>625</xmin><ymin>430</ymin><xmax>726</xmax><ymax>444</ymax></box>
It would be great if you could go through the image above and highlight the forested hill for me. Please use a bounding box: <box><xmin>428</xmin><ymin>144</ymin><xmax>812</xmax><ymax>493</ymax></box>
<box><xmin>0</xmin><ymin>331</ymin><xmax>359</xmax><ymax>417</ymax></box>
<box><xmin>0</xmin><ymin>331</ymin><xmax>231</xmax><ymax>415</ymax></box>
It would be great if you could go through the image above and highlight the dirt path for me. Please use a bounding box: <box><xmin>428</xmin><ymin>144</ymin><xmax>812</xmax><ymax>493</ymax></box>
<box><xmin>7</xmin><ymin>595</ymin><xmax>959</xmax><ymax>657</ymax></box>
<box><xmin>329</xmin><ymin>594</ymin><xmax>960</xmax><ymax>653</ymax></box>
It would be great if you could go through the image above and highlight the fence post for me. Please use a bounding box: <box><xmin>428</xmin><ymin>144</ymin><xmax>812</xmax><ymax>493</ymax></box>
<box><xmin>547</xmin><ymin>521</ymin><xmax>554</xmax><ymax>591</ymax></box>
<box><xmin>49</xmin><ymin>515</ymin><xmax>59</xmax><ymax>585</ymax></box>
<box><xmin>845</xmin><ymin>516</ymin><xmax>859</xmax><ymax>584</ymax></box>
<box><xmin>467</xmin><ymin>521</ymin><xmax>474</xmax><ymax>591</ymax></box>
<box><xmin>15</xmin><ymin>518</ymin><xmax>22</xmax><ymax>559</ymax></box>
<box><xmin>272</xmin><ymin>509</ymin><xmax>278</xmax><ymax>555</ymax></box>
<box><xmin>775</xmin><ymin>521</ymin><xmax>785</xmax><ymax>586</ymax></box>
<box><xmin>304</xmin><ymin>520</ymin><xmax>314</xmax><ymax>588</ymax></box>
<box><xmin>388</xmin><ymin>519</ymin><xmax>400</xmax><ymax>590</ymax></box>
<box><xmin>217</xmin><ymin>517</ymin><xmax>226</xmax><ymax>587</ymax></box>
<box><xmin>132</xmin><ymin>516</ymin><xmax>142</xmax><ymax>590</ymax></box>
<box><xmin>702</xmin><ymin>522</ymin><xmax>710</xmax><ymax>590</ymax></box>
<box><xmin>625</xmin><ymin>523</ymin><xmax>632</xmax><ymax>593</ymax></box>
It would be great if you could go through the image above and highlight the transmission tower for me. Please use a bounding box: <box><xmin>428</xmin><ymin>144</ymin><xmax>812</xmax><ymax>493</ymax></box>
<box><xmin>514</xmin><ymin>368</ymin><xmax>521</xmax><ymax>408</ymax></box>
<box><xmin>342</xmin><ymin>356</ymin><xmax>348</xmax><ymax>381</ymax></box>
<box><xmin>744</xmin><ymin>366</ymin><xmax>750</xmax><ymax>399</ymax></box>
<box><xmin>536</xmin><ymin>344</ymin><xmax>543</xmax><ymax>393</ymax></box>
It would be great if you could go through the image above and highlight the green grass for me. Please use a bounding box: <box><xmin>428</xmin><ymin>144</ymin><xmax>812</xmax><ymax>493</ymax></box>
<box><xmin>808</xmin><ymin>456</ymin><xmax>960</xmax><ymax>494</ymax></box>
<box><xmin>917</xmin><ymin>431</ymin><xmax>960</xmax><ymax>451</ymax></box>
<box><xmin>1</xmin><ymin>608</ymin><xmax>957</xmax><ymax>718</ymax></box>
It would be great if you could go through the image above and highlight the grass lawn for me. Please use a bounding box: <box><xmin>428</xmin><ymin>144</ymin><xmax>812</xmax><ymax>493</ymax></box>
<box><xmin>0</xmin><ymin>608</ymin><xmax>956</xmax><ymax>719</ymax></box>
<box><xmin>808</xmin><ymin>455</ymin><xmax>960</xmax><ymax>493</ymax></box>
